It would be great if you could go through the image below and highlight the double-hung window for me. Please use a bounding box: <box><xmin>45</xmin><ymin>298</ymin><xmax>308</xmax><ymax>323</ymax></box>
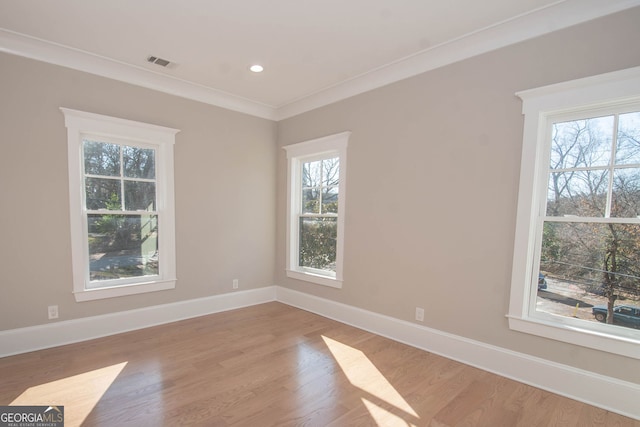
<box><xmin>508</xmin><ymin>67</ymin><xmax>640</xmax><ymax>359</ymax></box>
<box><xmin>62</xmin><ymin>108</ymin><xmax>179</xmax><ymax>302</ymax></box>
<box><xmin>284</xmin><ymin>132</ymin><xmax>349</xmax><ymax>288</ymax></box>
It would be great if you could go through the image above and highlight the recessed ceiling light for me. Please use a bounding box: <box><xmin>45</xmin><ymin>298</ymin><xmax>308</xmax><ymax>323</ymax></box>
<box><xmin>249</xmin><ymin>64</ymin><xmax>264</xmax><ymax>73</ymax></box>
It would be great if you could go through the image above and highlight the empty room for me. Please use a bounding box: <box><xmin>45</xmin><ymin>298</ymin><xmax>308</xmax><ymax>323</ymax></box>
<box><xmin>1</xmin><ymin>1</ymin><xmax>639</xmax><ymax>426</ymax></box>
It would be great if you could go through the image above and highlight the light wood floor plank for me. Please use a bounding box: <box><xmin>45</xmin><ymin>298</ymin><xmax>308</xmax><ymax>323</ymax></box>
<box><xmin>0</xmin><ymin>302</ymin><xmax>637</xmax><ymax>426</ymax></box>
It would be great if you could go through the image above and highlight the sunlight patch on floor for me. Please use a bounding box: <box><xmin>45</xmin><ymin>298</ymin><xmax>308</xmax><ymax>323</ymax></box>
<box><xmin>362</xmin><ymin>398</ymin><xmax>417</xmax><ymax>427</ymax></box>
<box><xmin>322</xmin><ymin>336</ymin><xmax>419</xmax><ymax>424</ymax></box>
<box><xmin>11</xmin><ymin>361</ymin><xmax>127</xmax><ymax>427</ymax></box>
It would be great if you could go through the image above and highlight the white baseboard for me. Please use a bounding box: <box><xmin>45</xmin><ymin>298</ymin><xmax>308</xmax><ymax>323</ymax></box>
<box><xmin>275</xmin><ymin>286</ymin><xmax>640</xmax><ymax>420</ymax></box>
<box><xmin>0</xmin><ymin>286</ymin><xmax>276</xmax><ymax>358</ymax></box>
<box><xmin>1</xmin><ymin>285</ymin><xmax>637</xmax><ymax>419</ymax></box>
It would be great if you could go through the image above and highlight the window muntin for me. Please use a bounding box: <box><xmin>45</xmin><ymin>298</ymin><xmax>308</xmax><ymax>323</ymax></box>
<box><xmin>83</xmin><ymin>138</ymin><xmax>159</xmax><ymax>285</ymax></box>
<box><xmin>534</xmin><ymin>109</ymin><xmax>640</xmax><ymax>333</ymax></box>
<box><xmin>298</xmin><ymin>156</ymin><xmax>340</xmax><ymax>275</ymax></box>
<box><xmin>284</xmin><ymin>132</ymin><xmax>349</xmax><ymax>288</ymax></box>
<box><xmin>62</xmin><ymin>108</ymin><xmax>178</xmax><ymax>302</ymax></box>
<box><xmin>535</xmin><ymin>109</ymin><xmax>640</xmax><ymax>333</ymax></box>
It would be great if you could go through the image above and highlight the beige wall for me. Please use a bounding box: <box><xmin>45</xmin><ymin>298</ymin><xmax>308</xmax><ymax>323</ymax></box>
<box><xmin>276</xmin><ymin>8</ymin><xmax>640</xmax><ymax>382</ymax></box>
<box><xmin>0</xmin><ymin>53</ymin><xmax>277</xmax><ymax>330</ymax></box>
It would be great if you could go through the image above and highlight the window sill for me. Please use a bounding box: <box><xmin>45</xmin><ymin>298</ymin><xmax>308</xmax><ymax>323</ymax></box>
<box><xmin>507</xmin><ymin>314</ymin><xmax>640</xmax><ymax>359</ymax></box>
<box><xmin>286</xmin><ymin>269</ymin><xmax>343</xmax><ymax>288</ymax></box>
<box><xmin>74</xmin><ymin>279</ymin><xmax>176</xmax><ymax>302</ymax></box>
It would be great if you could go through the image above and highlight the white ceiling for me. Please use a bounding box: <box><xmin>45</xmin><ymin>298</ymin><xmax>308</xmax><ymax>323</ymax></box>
<box><xmin>1</xmin><ymin>0</ymin><xmax>639</xmax><ymax>120</ymax></box>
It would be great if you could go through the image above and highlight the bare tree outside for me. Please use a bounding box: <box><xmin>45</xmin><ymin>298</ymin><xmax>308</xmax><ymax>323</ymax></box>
<box><xmin>539</xmin><ymin>112</ymin><xmax>640</xmax><ymax>328</ymax></box>
<box><xmin>299</xmin><ymin>157</ymin><xmax>340</xmax><ymax>272</ymax></box>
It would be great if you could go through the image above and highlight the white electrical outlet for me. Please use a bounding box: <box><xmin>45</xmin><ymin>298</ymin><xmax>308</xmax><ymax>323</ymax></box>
<box><xmin>48</xmin><ymin>305</ymin><xmax>59</xmax><ymax>320</ymax></box>
<box><xmin>415</xmin><ymin>307</ymin><xmax>424</xmax><ymax>322</ymax></box>
<box><xmin>233</xmin><ymin>279</ymin><xmax>239</xmax><ymax>289</ymax></box>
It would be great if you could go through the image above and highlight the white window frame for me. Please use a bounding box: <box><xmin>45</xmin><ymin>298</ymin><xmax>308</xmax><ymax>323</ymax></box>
<box><xmin>284</xmin><ymin>132</ymin><xmax>350</xmax><ymax>288</ymax></box>
<box><xmin>508</xmin><ymin>67</ymin><xmax>640</xmax><ymax>359</ymax></box>
<box><xmin>61</xmin><ymin>108</ymin><xmax>179</xmax><ymax>302</ymax></box>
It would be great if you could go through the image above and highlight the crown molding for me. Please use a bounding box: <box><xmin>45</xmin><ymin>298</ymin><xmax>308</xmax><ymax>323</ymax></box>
<box><xmin>1</xmin><ymin>0</ymin><xmax>639</xmax><ymax>122</ymax></box>
<box><xmin>0</xmin><ymin>28</ymin><xmax>278</xmax><ymax>121</ymax></box>
<box><xmin>275</xmin><ymin>0</ymin><xmax>640</xmax><ymax>120</ymax></box>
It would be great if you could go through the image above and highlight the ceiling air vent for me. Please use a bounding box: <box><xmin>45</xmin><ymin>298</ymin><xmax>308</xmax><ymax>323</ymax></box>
<box><xmin>147</xmin><ymin>55</ymin><xmax>172</xmax><ymax>67</ymax></box>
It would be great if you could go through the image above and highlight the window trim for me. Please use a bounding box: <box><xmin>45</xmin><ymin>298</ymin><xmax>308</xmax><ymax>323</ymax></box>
<box><xmin>508</xmin><ymin>67</ymin><xmax>640</xmax><ymax>359</ymax></box>
<box><xmin>284</xmin><ymin>132</ymin><xmax>350</xmax><ymax>288</ymax></box>
<box><xmin>61</xmin><ymin>108</ymin><xmax>179</xmax><ymax>302</ymax></box>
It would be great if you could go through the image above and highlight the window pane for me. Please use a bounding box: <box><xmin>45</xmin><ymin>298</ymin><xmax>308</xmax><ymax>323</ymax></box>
<box><xmin>322</xmin><ymin>187</ymin><xmax>339</xmax><ymax>213</ymax></box>
<box><xmin>550</xmin><ymin>117</ymin><xmax>613</xmax><ymax>170</ymax></box>
<box><xmin>538</xmin><ymin>221</ymin><xmax>640</xmax><ymax>330</ymax></box>
<box><xmin>546</xmin><ymin>170</ymin><xmax>608</xmax><ymax>217</ymax></box>
<box><xmin>322</xmin><ymin>158</ymin><xmax>339</xmax><ymax>186</ymax></box>
<box><xmin>85</xmin><ymin>178</ymin><xmax>121</xmax><ymax>210</ymax></box>
<box><xmin>303</xmin><ymin>160</ymin><xmax>322</xmax><ymax>188</ymax></box>
<box><xmin>299</xmin><ymin>217</ymin><xmax>337</xmax><ymax>272</ymax></box>
<box><xmin>124</xmin><ymin>181</ymin><xmax>156</xmax><ymax>211</ymax></box>
<box><xmin>612</xmin><ymin>167</ymin><xmax>640</xmax><ymax>217</ymax></box>
<box><xmin>302</xmin><ymin>188</ymin><xmax>319</xmax><ymax>214</ymax></box>
<box><xmin>124</xmin><ymin>146</ymin><xmax>156</xmax><ymax>179</ymax></box>
<box><xmin>84</xmin><ymin>140</ymin><xmax>121</xmax><ymax>176</ymax></box>
<box><xmin>615</xmin><ymin>111</ymin><xmax>640</xmax><ymax>165</ymax></box>
<box><xmin>88</xmin><ymin>214</ymin><xmax>158</xmax><ymax>283</ymax></box>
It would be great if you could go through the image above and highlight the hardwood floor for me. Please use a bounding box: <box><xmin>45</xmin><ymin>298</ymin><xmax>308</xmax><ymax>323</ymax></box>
<box><xmin>0</xmin><ymin>302</ymin><xmax>637</xmax><ymax>426</ymax></box>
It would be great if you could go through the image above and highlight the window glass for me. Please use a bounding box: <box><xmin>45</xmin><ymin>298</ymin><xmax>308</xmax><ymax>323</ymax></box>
<box><xmin>299</xmin><ymin>217</ymin><xmax>337</xmax><ymax>272</ymax></box>
<box><xmin>84</xmin><ymin>140</ymin><xmax>120</xmax><ymax>176</ymax></box>
<box><xmin>87</xmin><ymin>214</ymin><xmax>158</xmax><ymax>284</ymax></box>
<box><xmin>123</xmin><ymin>146</ymin><xmax>156</xmax><ymax>179</ymax></box>
<box><xmin>85</xmin><ymin>177</ymin><xmax>121</xmax><ymax>210</ymax></box>
<box><xmin>322</xmin><ymin>187</ymin><xmax>339</xmax><ymax>213</ymax></box>
<box><xmin>124</xmin><ymin>181</ymin><xmax>156</xmax><ymax>211</ymax></box>
<box><xmin>615</xmin><ymin>112</ymin><xmax>640</xmax><ymax>165</ymax></box>
<box><xmin>550</xmin><ymin>116</ymin><xmax>614</xmax><ymax>168</ymax></box>
<box><xmin>302</xmin><ymin>188</ymin><xmax>319</xmax><ymax>214</ymax></box>
<box><xmin>299</xmin><ymin>156</ymin><xmax>340</xmax><ymax>274</ymax></box>
<box><xmin>537</xmin><ymin>112</ymin><xmax>640</xmax><ymax>332</ymax></box>
<box><xmin>84</xmin><ymin>140</ymin><xmax>159</xmax><ymax>285</ymax></box>
<box><xmin>546</xmin><ymin>170</ymin><xmax>609</xmax><ymax>217</ymax></box>
<box><xmin>611</xmin><ymin>168</ymin><xmax>640</xmax><ymax>217</ymax></box>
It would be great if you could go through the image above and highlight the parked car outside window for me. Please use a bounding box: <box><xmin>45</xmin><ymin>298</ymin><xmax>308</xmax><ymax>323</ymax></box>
<box><xmin>592</xmin><ymin>305</ymin><xmax>640</xmax><ymax>329</ymax></box>
<box><xmin>538</xmin><ymin>273</ymin><xmax>547</xmax><ymax>290</ymax></box>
